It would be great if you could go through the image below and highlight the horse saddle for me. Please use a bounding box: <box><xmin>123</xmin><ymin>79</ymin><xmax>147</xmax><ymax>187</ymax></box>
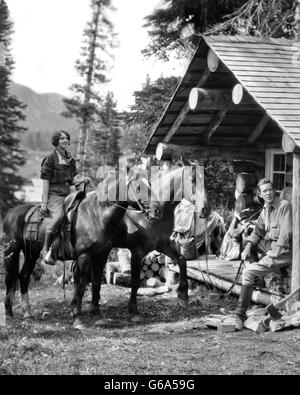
<box><xmin>23</xmin><ymin>190</ymin><xmax>86</xmax><ymax>259</ymax></box>
<box><xmin>24</xmin><ymin>205</ymin><xmax>44</xmax><ymax>243</ymax></box>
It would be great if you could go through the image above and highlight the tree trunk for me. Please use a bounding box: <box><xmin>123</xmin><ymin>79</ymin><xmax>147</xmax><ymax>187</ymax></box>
<box><xmin>78</xmin><ymin>1</ymin><xmax>102</xmax><ymax>174</ymax></box>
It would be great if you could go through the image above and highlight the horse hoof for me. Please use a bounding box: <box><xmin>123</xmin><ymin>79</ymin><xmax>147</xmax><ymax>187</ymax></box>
<box><xmin>5</xmin><ymin>311</ymin><xmax>13</xmax><ymax>319</ymax></box>
<box><xmin>130</xmin><ymin>315</ymin><xmax>143</xmax><ymax>323</ymax></box>
<box><xmin>94</xmin><ymin>319</ymin><xmax>107</xmax><ymax>327</ymax></box>
<box><xmin>73</xmin><ymin>319</ymin><xmax>86</xmax><ymax>331</ymax></box>
<box><xmin>178</xmin><ymin>298</ymin><xmax>189</xmax><ymax>309</ymax></box>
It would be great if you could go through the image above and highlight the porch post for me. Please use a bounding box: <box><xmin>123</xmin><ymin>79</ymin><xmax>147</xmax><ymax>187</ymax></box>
<box><xmin>292</xmin><ymin>152</ymin><xmax>300</xmax><ymax>296</ymax></box>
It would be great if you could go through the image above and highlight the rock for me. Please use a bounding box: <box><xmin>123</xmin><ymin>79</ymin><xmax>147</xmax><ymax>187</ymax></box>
<box><xmin>137</xmin><ymin>287</ymin><xmax>156</xmax><ymax>297</ymax></box>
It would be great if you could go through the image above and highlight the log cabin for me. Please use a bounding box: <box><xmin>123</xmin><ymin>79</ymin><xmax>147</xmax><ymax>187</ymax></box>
<box><xmin>143</xmin><ymin>34</ymin><xmax>300</xmax><ymax>303</ymax></box>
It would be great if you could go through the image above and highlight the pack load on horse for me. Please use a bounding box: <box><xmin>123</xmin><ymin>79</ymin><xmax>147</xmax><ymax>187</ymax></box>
<box><xmin>170</xmin><ymin>198</ymin><xmax>226</xmax><ymax>259</ymax></box>
<box><xmin>71</xmin><ymin>161</ymin><xmax>209</xmax><ymax>329</ymax></box>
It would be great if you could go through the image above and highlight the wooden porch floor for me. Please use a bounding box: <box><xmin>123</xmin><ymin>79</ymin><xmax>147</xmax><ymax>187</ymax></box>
<box><xmin>170</xmin><ymin>255</ymin><xmax>285</xmax><ymax>306</ymax></box>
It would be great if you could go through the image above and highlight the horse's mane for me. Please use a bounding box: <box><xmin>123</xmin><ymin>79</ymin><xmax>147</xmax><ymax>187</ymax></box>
<box><xmin>95</xmin><ymin>173</ymin><xmax>118</xmax><ymax>207</ymax></box>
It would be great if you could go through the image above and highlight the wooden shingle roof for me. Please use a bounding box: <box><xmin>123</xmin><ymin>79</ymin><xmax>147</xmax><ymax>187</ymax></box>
<box><xmin>205</xmin><ymin>36</ymin><xmax>300</xmax><ymax>145</ymax></box>
<box><xmin>144</xmin><ymin>35</ymin><xmax>300</xmax><ymax>155</ymax></box>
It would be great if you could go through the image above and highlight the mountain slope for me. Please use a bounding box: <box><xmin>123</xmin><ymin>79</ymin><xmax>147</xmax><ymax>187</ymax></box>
<box><xmin>10</xmin><ymin>82</ymin><xmax>78</xmax><ymax>149</ymax></box>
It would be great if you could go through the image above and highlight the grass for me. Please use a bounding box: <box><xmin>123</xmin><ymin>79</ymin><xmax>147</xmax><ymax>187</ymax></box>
<box><xmin>0</xmin><ymin>260</ymin><xmax>300</xmax><ymax>375</ymax></box>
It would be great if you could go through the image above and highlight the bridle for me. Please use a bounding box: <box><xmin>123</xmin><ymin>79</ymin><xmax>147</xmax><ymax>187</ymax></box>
<box><xmin>112</xmin><ymin>174</ymin><xmax>163</xmax><ymax>221</ymax></box>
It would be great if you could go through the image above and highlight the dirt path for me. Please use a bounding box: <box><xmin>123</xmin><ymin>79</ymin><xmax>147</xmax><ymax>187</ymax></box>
<box><xmin>0</xmin><ymin>267</ymin><xmax>299</xmax><ymax>375</ymax></box>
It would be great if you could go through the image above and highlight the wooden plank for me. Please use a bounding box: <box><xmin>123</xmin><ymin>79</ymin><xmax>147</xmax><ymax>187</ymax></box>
<box><xmin>219</xmin><ymin>50</ymin><xmax>295</xmax><ymax>59</ymax></box>
<box><xmin>247</xmin><ymin>114</ymin><xmax>270</xmax><ymax>144</ymax></box>
<box><xmin>268</xmin><ymin>109</ymin><xmax>300</xmax><ymax>115</ymax></box>
<box><xmin>245</xmin><ymin>82</ymin><xmax>300</xmax><ymax>88</ymax></box>
<box><xmin>233</xmin><ymin>70</ymin><xmax>300</xmax><ymax>77</ymax></box>
<box><xmin>210</xmin><ymin>41</ymin><xmax>294</xmax><ymax>51</ymax></box>
<box><xmin>275</xmin><ymin>120</ymin><xmax>300</xmax><ymax>124</ymax></box>
<box><xmin>212</xmin><ymin>46</ymin><xmax>296</xmax><ymax>56</ymax></box>
<box><xmin>203</xmin><ymin>110</ymin><xmax>227</xmax><ymax>142</ymax></box>
<box><xmin>292</xmin><ymin>153</ymin><xmax>300</xmax><ymax>299</ymax></box>
<box><xmin>254</xmin><ymin>93</ymin><xmax>300</xmax><ymax>98</ymax></box>
<box><xmin>246</xmin><ymin>87</ymin><xmax>300</xmax><ymax>92</ymax></box>
<box><xmin>213</xmin><ymin>47</ymin><xmax>295</xmax><ymax>57</ymax></box>
<box><xmin>263</xmin><ymin>104</ymin><xmax>300</xmax><ymax>109</ymax></box>
<box><xmin>238</xmin><ymin>76</ymin><xmax>300</xmax><ymax>83</ymax></box>
<box><xmin>229</xmin><ymin>65</ymin><xmax>300</xmax><ymax>72</ymax></box>
<box><xmin>223</xmin><ymin>57</ymin><xmax>298</xmax><ymax>65</ymax></box>
<box><xmin>254</xmin><ymin>98</ymin><xmax>300</xmax><ymax>104</ymax></box>
<box><xmin>226</xmin><ymin>57</ymin><xmax>297</xmax><ymax>65</ymax></box>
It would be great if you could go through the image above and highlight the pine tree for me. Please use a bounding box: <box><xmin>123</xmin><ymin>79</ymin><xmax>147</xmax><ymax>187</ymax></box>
<box><xmin>87</xmin><ymin>92</ymin><xmax>120</xmax><ymax>181</ymax></box>
<box><xmin>121</xmin><ymin>75</ymin><xmax>179</xmax><ymax>156</ymax></box>
<box><xmin>0</xmin><ymin>0</ymin><xmax>26</xmax><ymax>216</ymax></box>
<box><xmin>103</xmin><ymin>92</ymin><xmax>121</xmax><ymax>167</ymax></box>
<box><xmin>62</xmin><ymin>0</ymin><xmax>117</xmax><ymax>175</ymax></box>
<box><xmin>143</xmin><ymin>0</ymin><xmax>295</xmax><ymax>60</ymax></box>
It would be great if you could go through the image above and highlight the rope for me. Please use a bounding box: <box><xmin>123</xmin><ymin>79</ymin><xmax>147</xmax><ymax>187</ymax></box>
<box><xmin>224</xmin><ymin>259</ymin><xmax>245</xmax><ymax>299</ymax></box>
<box><xmin>195</xmin><ymin>214</ymin><xmax>214</xmax><ymax>291</ymax></box>
<box><xmin>204</xmin><ymin>215</ymin><xmax>218</xmax><ymax>291</ymax></box>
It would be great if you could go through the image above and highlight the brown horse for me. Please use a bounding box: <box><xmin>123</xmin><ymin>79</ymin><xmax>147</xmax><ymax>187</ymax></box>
<box><xmin>2</xmin><ymin>171</ymin><xmax>143</xmax><ymax>319</ymax></box>
<box><xmin>72</xmin><ymin>164</ymin><xmax>209</xmax><ymax>329</ymax></box>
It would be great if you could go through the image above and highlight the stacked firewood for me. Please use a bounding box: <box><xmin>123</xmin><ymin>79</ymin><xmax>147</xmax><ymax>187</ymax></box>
<box><xmin>105</xmin><ymin>249</ymin><xmax>171</xmax><ymax>290</ymax></box>
<box><xmin>140</xmin><ymin>251</ymin><xmax>167</xmax><ymax>287</ymax></box>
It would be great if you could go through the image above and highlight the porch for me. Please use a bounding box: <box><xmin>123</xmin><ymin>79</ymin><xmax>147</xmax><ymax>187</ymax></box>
<box><xmin>169</xmin><ymin>255</ymin><xmax>287</xmax><ymax>306</ymax></box>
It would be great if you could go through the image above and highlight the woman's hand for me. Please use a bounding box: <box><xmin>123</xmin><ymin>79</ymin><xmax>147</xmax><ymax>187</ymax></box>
<box><xmin>40</xmin><ymin>202</ymin><xmax>49</xmax><ymax>217</ymax></box>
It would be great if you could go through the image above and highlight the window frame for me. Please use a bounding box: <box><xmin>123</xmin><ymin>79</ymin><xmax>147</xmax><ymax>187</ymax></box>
<box><xmin>265</xmin><ymin>148</ymin><xmax>287</xmax><ymax>193</ymax></box>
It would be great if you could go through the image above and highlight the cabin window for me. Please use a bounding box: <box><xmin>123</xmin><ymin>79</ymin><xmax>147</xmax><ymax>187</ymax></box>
<box><xmin>265</xmin><ymin>149</ymin><xmax>286</xmax><ymax>193</ymax></box>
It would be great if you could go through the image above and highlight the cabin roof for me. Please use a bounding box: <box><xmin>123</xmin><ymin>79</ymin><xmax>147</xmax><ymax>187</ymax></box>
<box><xmin>144</xmin><ymin>35</ymin><xmax>300</xmax><ymax>155</ymax></box>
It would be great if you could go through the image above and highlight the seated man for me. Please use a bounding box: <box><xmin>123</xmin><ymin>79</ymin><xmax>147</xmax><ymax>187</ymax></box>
<box><xmin>232</xmin><ymin>178</ymin><xmax>292</xmax><ymax>330</ymax></box>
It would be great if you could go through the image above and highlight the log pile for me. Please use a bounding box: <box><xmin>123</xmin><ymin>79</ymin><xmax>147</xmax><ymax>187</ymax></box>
<box><xmin>105</xmin><ymin>250</ymin><xmax>171</xmax><ymax>294</ymax></box>
<box><xmin>139</xmin><ymin>251</ymin><xmax>167</xmax><ymax>287</ymax></box>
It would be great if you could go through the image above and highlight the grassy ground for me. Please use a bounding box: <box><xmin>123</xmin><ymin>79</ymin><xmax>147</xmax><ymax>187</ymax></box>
<box><xmin>0</xmin><ymin>262</ymin><xmax>300</xmax><ymax>376</ymax></box>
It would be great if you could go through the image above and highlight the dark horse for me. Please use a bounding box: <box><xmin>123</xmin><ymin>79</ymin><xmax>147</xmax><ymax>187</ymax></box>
<box><xmin>3</xmin><ymin>171</ymin><xmax>143</xmax><ymax>320</ymax></box>
<box><xmin>72</xmin><ymin>164</ymin><xmax>209</xmax><ymax>329</ymax></box>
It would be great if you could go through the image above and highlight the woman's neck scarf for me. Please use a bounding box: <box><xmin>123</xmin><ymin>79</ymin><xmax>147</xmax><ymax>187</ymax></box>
<box><xmin>56</xmin><ymin>147</ymin><xmax>73</xmax><ymax>164</ymax></box>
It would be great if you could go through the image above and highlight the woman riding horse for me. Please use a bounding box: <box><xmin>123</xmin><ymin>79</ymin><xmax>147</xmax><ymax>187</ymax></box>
<box><xmin>40</xmin><ymin>130</ymin><xmax>89</xmax><ymax>265</ymax></box>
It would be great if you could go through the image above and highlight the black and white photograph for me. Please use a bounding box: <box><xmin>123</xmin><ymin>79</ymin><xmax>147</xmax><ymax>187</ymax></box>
<box><xmin>0</xmin><ymin>0</ymin><xmax>300</xmax><ymax>378</ymax></box>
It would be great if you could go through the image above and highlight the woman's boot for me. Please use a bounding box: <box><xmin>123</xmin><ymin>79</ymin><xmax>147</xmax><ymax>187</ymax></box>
<box><xmin>40</xmin><ymin>230</ymin><xmax>56</xmax><ymax>265</ymax></box>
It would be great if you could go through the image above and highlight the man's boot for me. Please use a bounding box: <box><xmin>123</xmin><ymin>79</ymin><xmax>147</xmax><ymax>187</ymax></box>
<box><xmin>40</xmin><ymin>230</ymin><xmax>56</xmax><ymax>266</ymax></box>
<box><xmin>234</xmin><ymin>284</ymin><xmax>253</xmax><ymax>330</ymax></box>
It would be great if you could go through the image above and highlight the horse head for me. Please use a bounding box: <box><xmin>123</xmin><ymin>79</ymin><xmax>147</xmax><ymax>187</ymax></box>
<box><xmin>145</xmin><ymin>162</ymin><xmax>210</xmax><ymax>220</ymax></box>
